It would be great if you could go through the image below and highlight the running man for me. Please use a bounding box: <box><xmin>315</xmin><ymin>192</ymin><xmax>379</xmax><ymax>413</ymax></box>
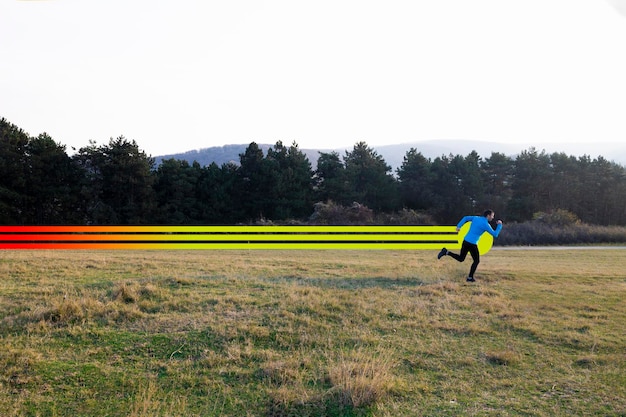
<box><xmin>437</xmin><ymin>210</ymin><xmax>503</xmax><ymax>282</ymax></box>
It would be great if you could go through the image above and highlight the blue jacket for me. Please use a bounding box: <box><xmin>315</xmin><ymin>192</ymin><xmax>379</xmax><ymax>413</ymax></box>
<box><xmin>457</xmin><ymin>215</ymin><xmax>502</xmax><ymax>244</ymax></box>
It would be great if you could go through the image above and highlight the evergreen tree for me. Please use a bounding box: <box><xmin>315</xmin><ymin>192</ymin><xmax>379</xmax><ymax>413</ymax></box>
<box><xmin>5</xmin><ymin>117</ymin><xmax>626</xmax><ymax>227</ymax></box>
<box><xmin>74</xmin><ymin>137</ymin><xmax>155</xmax><ymax>224</ymax></box>
<box><xmin>153</xmin><ymin>159</ymin><xmax>201</xmax><ymax>224</ymax></box>
<box><xmin>343</xmin><ymin>142</ymin><xmax>399</xmax><ymax>211</ymax></box>
<box><xmin>428</xmin><ymin>155</ymin><xmax>459</xmax><ymax>223</ymax></box>
<box><xmin>266</xmin><ymin>141</ymin><xmax>314</xmax><ymax>220</ymax></box>
<box><xmin>479</xmin><ymin>152</ymin><xmax>514</xmax><ymax>217</ymax></box>
<box><xmin>24</xmin><ymin>133</ymin><xmax>84</xmax><ymax>224</ymax></box>
<box><xmin>0</xmin><ymin>118</ymin><xmax>29</xmax><ymax>224</ymax></box>
<box><xmin>236</xmin><ymin>142</ymin><xmax>271</xmax><ymax>221</ymax></box>
<box><xmin>582</xmin><ymin>157</ymin><xmax>626</xmax><ymax>225</ymax></box>
<box><xmin>428</xmin><ymin>152</ymin><xmax>485</xmax><ymax>223</ymax></box>
<box><xmin>508</xmin><ymin>148</ymin><xmax>552</xmax><ymax>222</ymax></box>
<box><xmin>196</xmin><ymin>162</ymin><xmax>240</xmax><ymax>224</ymax></box>
<box><xmin>314</xmin><ymin>151</ymin><xmax>347</xmax><ymax>204</ymax></box>
<box><xmin>546</xmin><ymin>152</ymin><xmax>581</xmax><ymax>216</ymax></box>
<box><xmin>460</xmin><ymin>151</ymin><xmax>485</xmax><ymax>213</ymax></box>
<box><xmin>397</xmin><ymin>148</ymin><xmax>433</xmax><ymax>210</ymax></box>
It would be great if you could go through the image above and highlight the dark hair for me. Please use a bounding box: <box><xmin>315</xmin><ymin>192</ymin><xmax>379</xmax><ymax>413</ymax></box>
<box><xmin>483</xmin><ymin>210</ymin><xmax>494</xmax><ymax>217</ymax></box>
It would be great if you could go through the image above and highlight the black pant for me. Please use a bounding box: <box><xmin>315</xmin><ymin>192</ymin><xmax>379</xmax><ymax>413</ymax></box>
<box><xmin>447</xmin><ymin>240</ymin><xmax>480</xmax><ymax>278</ymax></box>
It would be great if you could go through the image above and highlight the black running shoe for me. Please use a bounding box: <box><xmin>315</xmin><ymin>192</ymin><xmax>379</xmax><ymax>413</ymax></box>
<box><xmin>437</xmin><ymin>248</ymin><xmax>448</xmax><ymax>259</ymax></box>
<box><xmin>466</xmin><ymin>277</ymin><xmax>476</xmax><ymax>282</ymax></box>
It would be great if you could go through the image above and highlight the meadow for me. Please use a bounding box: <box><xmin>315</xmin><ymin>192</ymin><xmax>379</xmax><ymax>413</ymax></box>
<box><xmin>0</xmin><ymin>248</ymin><xmax>624</xmax><ymax>416</ymax></box>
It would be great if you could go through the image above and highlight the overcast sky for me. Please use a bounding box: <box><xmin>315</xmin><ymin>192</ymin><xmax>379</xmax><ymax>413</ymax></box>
<box><xmin>2</xmin><ymin>0</ymin><xmax>626</xmax><ymax>157</ymax></box>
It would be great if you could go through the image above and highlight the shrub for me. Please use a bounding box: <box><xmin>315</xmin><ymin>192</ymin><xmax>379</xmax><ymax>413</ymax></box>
<box><xmin>532</xmin><ymin>209</ymin><xmax>581</xmax><ymax>226</ymax></box>
<box><xmin>495</xmin><ymin>222</ymin><xmax>626</xmax><ymax>246</ymax></box>
<box><xmin>308</xmin><ymin>201</ymin><xmax>374</xmax><ymax>225</ymax></box>
<box><xmin>309</xmin><ymin>202</ymin><xmax>437</xmax><ymax>226</ymax></box>
<box><xmin>375</xmin><ymin>209</ymin><xmax>436</xmax><ymax>225</ymax></box>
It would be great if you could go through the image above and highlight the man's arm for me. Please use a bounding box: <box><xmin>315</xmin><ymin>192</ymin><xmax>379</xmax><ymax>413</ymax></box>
<box><xmin>489</xmin><ymin>221</ymin><xmax>503</xmax><ymax>238</ymax></box>
<box><xmin>456</xmin><ymin>216</ymin><xmax>474</xmax><ymax>232</ymax></box>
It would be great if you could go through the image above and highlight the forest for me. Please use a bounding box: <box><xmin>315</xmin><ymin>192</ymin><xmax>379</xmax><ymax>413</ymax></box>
<box><xmin>2</xmin><ymin>117</ymin><xmax>626</xmax><ymax>227</ymax></box>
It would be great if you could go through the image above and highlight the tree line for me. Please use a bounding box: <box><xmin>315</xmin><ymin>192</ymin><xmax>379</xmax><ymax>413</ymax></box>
<box><xmin>2</xmin><ymin>117</ymin><xmax>626</xmax><ymax>226</ymax></box>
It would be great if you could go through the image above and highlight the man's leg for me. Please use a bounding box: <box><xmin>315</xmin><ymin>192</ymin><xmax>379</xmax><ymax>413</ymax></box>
<box><xmin>468</xmin><ymin>243</ymin><xmax>480</xmax><ymax>279</ymax></box>
<box><xmin>447</xmin><ymin>241</ymin><xmax>470</xmax><ymax>262</ymax></box>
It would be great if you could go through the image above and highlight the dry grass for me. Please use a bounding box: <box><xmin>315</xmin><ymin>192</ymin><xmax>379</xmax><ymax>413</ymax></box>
<box><xmin>0</xmin><ymin>248</ymin><xmax>625</xmax><ymax>416</ymax></box>
<box><xmin>326</xmin><ymin>346</ymin><xmax>398</xmax><ymax>408</ymax></box>
<box><xmin>127</xmin><ymin>377</ymin><xmax>190</xmax><ymax>417</ymax></box>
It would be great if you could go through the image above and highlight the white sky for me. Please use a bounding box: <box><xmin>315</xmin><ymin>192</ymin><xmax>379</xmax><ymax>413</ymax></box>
<box><xmin>1</xmin><ymin>0</ymin><xmax>626</xmax><ymax>156</ymax></box>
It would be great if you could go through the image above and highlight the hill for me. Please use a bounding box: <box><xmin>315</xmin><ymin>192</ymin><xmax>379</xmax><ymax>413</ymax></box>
<box><xmin>155</xmin><ymin>140</ymin><xmax>626</xmax><ymax>170</ymax></box>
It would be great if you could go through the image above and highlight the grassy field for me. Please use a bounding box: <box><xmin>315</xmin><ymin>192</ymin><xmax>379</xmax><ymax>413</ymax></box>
<box><xmin>0</xmin><ymin>248</ymin><xmax>624</xmax><ymax>416</ymax></box>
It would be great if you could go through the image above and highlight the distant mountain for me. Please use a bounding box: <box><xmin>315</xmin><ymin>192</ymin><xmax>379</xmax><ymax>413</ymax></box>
<box><xmin>156</xmin><ymin>144</ymin><xmax>336</xmax><ymax>168</ymax></box>
<box><xmin>156</xmin><ymin>140</ymin><xmax>626</xmax><ymax>171</ymax></box>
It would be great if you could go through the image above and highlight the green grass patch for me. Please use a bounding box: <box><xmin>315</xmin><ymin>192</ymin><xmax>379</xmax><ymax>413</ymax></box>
<box><xmin>0</xmin><ymin>249</ymin><xmax>625</xmax><ymax>416</ymax></box>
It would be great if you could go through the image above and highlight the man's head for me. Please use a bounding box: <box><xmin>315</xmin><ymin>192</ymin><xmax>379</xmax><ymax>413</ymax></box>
<box><xmin>483</xmin><ymin>210</ymin><xmax>495</xmax><ymax>221</ymax></box>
